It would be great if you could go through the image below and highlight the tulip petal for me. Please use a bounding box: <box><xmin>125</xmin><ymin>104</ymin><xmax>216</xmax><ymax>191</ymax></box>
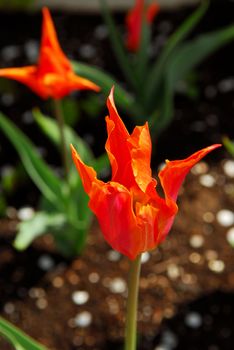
<box><xmin>71</xmin><ymin>144</ymin><xmax>100</xmax><ymax>195</ymax></box>
<box><xmin>105</xmin><ymin>88</ymin><xmax>135</xmax><ymax>187</ymax></box>
<box><xmin>146</xmin><ymin>3</ymin><xmax>160</xmax><ymax>23</ymax></box>
<box><xmin>128</xmin><ymin>122</ymin><xmax>157</xmax><ymax>195</ymax></box>
<box><xmin>39</xmin><ymin>7</ymin><xmax>70</xmax><ymax>73</ymax></box>
<box><xmin>159</xmin><ymin>144</ymin><xmax>222</xmax><ymax>202</ymax></box>
<box><xmin>89</xmin><ymin>181</ymin><xmax>143</xmax><ymax>259</ymax></box>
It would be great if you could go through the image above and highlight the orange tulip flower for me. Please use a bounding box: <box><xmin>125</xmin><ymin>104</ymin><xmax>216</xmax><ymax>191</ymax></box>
<box><xmin>71</xmin><ymin>88</ymin><xmax>220</xmax><ymax>260</ymax></box>
<box><xmin>126</xmin><ymin>0</ymin><xmax>160</xmax><ymax>52</ymax></box>
<box><xmin>0</xmin><ymin>8</ymin><xmax>99</xmax><ymax>99</ymax></box>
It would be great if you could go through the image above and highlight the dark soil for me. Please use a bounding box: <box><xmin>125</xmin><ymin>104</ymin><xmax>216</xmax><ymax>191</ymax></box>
<box><xmin>0</xmin><ymin>0</ymin><xmax>234</xmax><ymax>349</ymax></box>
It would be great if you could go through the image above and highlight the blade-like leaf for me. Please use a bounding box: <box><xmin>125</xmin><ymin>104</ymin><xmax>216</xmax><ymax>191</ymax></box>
<box><xmin>223</xmin><ymin>136</ymin><xmax>234</xmax><ymax>157</ymax></box>
<box><xmin>145</xmin><ymin>0</ymin><xmax>209</xmax><ymax>106</ymax></box>
<box><xmin>33</xmin><ymin>109</ymin><xmax>93</xmax><ymax>163</ymax></box>
<box><xmin>0</xmin><ymin>317</ymin><xmax>48</xmax><ymax>350</ymax></box>
<box><xmin>150</xmin><ymin>24</ymin><xmax>234</xmax><ymax>134</ymax></box>
<box><xmin>0</xmin><ymin>112</ymin><xmax>65</xmax><ymax>210</ymax></box>
<box><xmin>14</xmin><ymin>211</ymin><xmax>66</xmax><ymax>250</ymax></box>
<box><xmin>72</xmin><ymin>61</ymin><xmax>138</xmax><ymax>114</ymax></box>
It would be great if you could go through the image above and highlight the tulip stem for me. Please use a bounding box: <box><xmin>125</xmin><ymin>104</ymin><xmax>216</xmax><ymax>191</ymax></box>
<box><xmin>125</xmin><ymin>254</ymin><xmax>142</xmax><ymax>350</ymax></box>
<box><xmin>53</xmin><ymin>99</ymin><xmax>69</xmax><ymax>181</ymax></box>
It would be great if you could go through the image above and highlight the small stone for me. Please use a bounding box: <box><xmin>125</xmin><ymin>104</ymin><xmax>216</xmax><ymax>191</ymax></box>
<box><xmin>161</xmin><ymin>330</ymin><xmax>178</xmax><ymax>348</ymax></box>
<box><xmin>1</xmin><ymin>45</ymin><xmax>21</xmax><ymax>60</ymax></box>
<box><xmin>1</xmin><ymin>93</ymin><xmax>14</xmax><ymax>106</ymax></box>
<box><xmin>36</xmin><ymin>298</ymin><xmax>48</xmax><ymax>310</ymax></box>
<box><xmin>208</xmin><ymin>260</ymin><xmax>225</xmax><ymax>273</ymax></box>
<box><xmin>141</xmin><ymin>252</ymin><xmax>150</xmax><ymax>264</ymax></box>
<box><xmin>205</xmin><ymin>250</ymin><xmax>218</xmax><ymax>261</ymax></box>
<box><xmin>216</xmin><ymin>209</ymin><xmax>234</xmax><ymax>227</ymax></box>
<box><xmin>192</xmin><ymin>161</ymin><xmax>209</xmax><ymax>175</ymax></box>
<box><xmin>4</xmin><ymin>302</ymin><xmax>15</xmax><ymax>315</ymax></box>
<box><xmin>107</xmin><ymin>250</ymin><xmax>121</xmax><ymax>262</ymax></box>
<box><xmin>18</xmin><ymin>207</ymin><xmax>35</xmax><ymax>221</ymax></box>
<box><xmin>223</xmin><ymin>160</ymin><xmax>234</xmax><ymax>178</ymax></box>
<box><xmin>37</xmin><ymin>254</ymin><xmax>55</xmax><ymax>271</ymax></box>
<box><xmin>218</xmin><ymin>77</ymin><xmax>234</xmax><ymax>93</ymax></box>
<box><xmin>189</xmin><ymin>252</ymin><xmax>202</xmax><ymax>264</ymax></box>
<box><xmin>72</xmin><ymin>291</ymin><xmax>89</xmax><ymax>305</ymax></box>
<box><xmin>109</xmin><ymin>277</ymin><xmax>126</xmax><ymax>294</ymax></box>
<box><xmin>203</xmin><ymin>212</ymin><xmax>215</xmax><ymax>223</ymax></box>
<box><xmin>74</xmin><ymin>311</ymin><xmax>92</xmax><ymax>327</ymax></box>
<box><xmin>185</xmin><ymin>312</ymin><xmax>202</xmax><ymax>328</ymax></box>
<box><xmin>88</xmin><ymin>272</ymin><xmax>100</xmax><ymax>283</ymax></box>
<box><xmin>79</xmin><ymin>44</ymin><xmax>96</xmax><ymax>59</ymax></box>
<box><xmin>227</xmin><ymin>227</ymin><xmax>234</xmax><ymax>247</ymax></box>
<box><xmin>189</xmin><ymin>235</ymin><xmax>204</xmax><ymax>248</ymax></box>
<box><xmin>24</xmin><ymin>40</ymin><xmax>39</xmax><ymax>62</ymax></box>
<box><xmin>167</xmin><ymin>264</ymin><xmax>180</xmax><ymax>280</ymax></box>
<box><xmin>52</xmin><ymin>276</ymin><xmax>64</xmax><ymax>288</ymax></box>
<box><xmin>199</xmin><ymin>174</ymin><xmax>216</xmax><ymax>187</ymax></box>
<box><xmin>94</xmin><ymin>24</ymin><xmax>108</xmax><ymax>40</ymax></box>
<box><xmin>29</xmin><ymin>287</ymin><xmax>45</xmax><ymax>299</ymax></box>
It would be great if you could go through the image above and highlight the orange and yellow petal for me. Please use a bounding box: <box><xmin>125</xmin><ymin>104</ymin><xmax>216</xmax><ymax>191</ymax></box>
<box><xmin>71</xmin><ymin>145</ymin><xmax>100</xmax><ymax>195</ymax></box>
<box><xmin>40</xmin><ymin>7</ymin><xmax>70</xmax><ymax>72</ymax></box>
<box><xmin>128</xmin><ymin>122</ymin><xmax>156</xmax><ymax>195</ymax></box>
<box><xmin>105</xmin><ymin>88</ymin><xmax>135</xmax><ymax>187</ymax></box>
<box><xmin>159</xmin><ymin>144</ymin><xmax>222</xmax><ymax>202</ymax></box>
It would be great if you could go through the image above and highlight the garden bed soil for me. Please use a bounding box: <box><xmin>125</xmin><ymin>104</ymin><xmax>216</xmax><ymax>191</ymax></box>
<box><xmin>0</xmin><ymin>0</ymin><xmax>234</xmax><ymax>349</ymax></box>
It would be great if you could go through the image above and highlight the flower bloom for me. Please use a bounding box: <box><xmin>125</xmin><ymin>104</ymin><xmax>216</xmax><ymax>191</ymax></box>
<box><xmin>126</xmin><ymin>0</ymin><xmax>160</xmax><ymax>52</ymax></box>
<box><xmin>71</xmin><ymin>88</ymin><xmax>220</xmax><ymax>260</ymax></box>
<box><xmin>0</xmin><ymin>8</ymin><xmax>99</xmax><ymax>99</ymax></box>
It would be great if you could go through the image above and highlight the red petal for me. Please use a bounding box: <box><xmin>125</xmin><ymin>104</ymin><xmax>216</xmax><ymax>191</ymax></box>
<box><xmin>71</xmin><ymin>144</ymin><xmax>100</xmax><ymax>195</ymax></box>
<box><xmin>89</xmin><ymin>181</ymin><xmax>143</xmax><ymax>259</ymax></box>
<box><xmin>146</xmin><ymin>3</ymin><xmax>160</xmax><ymax>23</ymax></box>
<box><xmin>128</xmin><ymin>122</ymin><xmax>157</xmax><ymax>195</ymax></box>
<box><xmin>105</xmin><ymin>88</ymin><xmax>135</xmax><ymax>188</ymax></box>
<box><xmin>39</xmin><ymin>7</ymin><xmax>71</xmax><ymax>74</ymax></box>
<box><xmin>159</xmin><ymin>144</ymin><xmax>221</xmax><ymax>202</ymax></box>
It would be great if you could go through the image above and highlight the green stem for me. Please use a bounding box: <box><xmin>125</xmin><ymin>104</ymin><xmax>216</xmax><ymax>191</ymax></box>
<box><xmin>53</xmin><ymin>99</ymin><xmax>69</xmax><ymax>182</ymax></box>
<box><xmin>125</xmin><ymin>254</ymin><xmax>142</xmax><ymax>350</ymax></box>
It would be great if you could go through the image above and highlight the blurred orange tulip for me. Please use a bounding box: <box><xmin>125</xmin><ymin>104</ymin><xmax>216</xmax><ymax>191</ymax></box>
<box><xmin>0</xmin><ymin>8</ymin><xmax>99</xmax><ymax>99</ymax></box>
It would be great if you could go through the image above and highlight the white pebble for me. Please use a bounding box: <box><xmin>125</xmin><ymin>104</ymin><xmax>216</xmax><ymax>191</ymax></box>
<box><xmin>189</xmin><ymin>235</ymin><xmax>204</xmax><ymax>248</ymax></box>
<box><xmin>141</xmin><ymin>252</ymin><xmax>150</xmax><ymax>264</ymax></box>
<box><xmin>216</xmin><ymin>209</ymin><xmax>234</xmax><ymax>227</ymax></box>
<box><xmin>107</xmin><ymin>250</ymin><xmax>121</xmax><ymax>262</ymax></box>
<box><xmin>199</xmin><ymin>174</ymin><xmax>216</xmax><ymax>187</ymax></box>
<box><xmin>185</xmin><ymin>312</ymin><xmax>202</xmax><ymax>328</ymax></box>
<box><xmin>72</xmin><ymin>291</ymin><xmax>89</xmax><ymax>305</ymax></box>
<box><xmin>203</xmin><ymin>212</ymin><xmax>215</xmax><ymax>223</ymax></box>
<box><xmin>37</xmin><ymin>254</ymin><xmax>55</xmax><ymax>271</ymax></box>
<box><xmin>4</xmin><ymin>302</ymin><xmax>15</xmax><ymax>315</ymax></box>
<box><xmin>74</xmin><ymin>311</ymin><xmax>92</xmax><ymax>327</ymax></box>
<box><xmin>227</xmin><ymin>227</ymin><xmax>234</xmax><ymax>247</ymax></box>
<box><xmin>167</xmin><ymin>264</ymin><xmax>180</xmax><ymax>280</ymax></box>
<box><xmin>18</xmin><ymin>207</ymin><xmax>35</xmax><ymax>221</ymax></box>
<box><xmin>208</xmin><ymin>259</ymin><xmax>225</xmax><ymax>273</ymax></box>
<box><xmin>223</xmin><ymin>160</ymin><xmax>234</xmax><ymax>178</ymax></box>
<box><xmin>109</xmin><ymin>278</ymin><xmax>126</xmax><ymax>294</ymax></box>
<box><xmin>192</xmin><ymin>161</ymin><xmax>209</xmax><ymax>175</ymax></box>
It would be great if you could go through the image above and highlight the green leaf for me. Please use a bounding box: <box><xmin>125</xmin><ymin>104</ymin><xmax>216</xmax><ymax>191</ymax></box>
<box><xmin>145</xmin><ymin>0</ymin><xmax>209</xmax><ymax>106</ymax></box>
<box><xmin>0</xmin><ymin>317</ymin><xmax>48</xmax><ymax>350</ymax></box>
<box><xmin>72</xmin><ymin>61</ymin><xmax>138</xmax><ymax>115</ymax></box>
<box><xmin>14</xmin><ymin>212</ymin><xmax>66</xmax><ymax>250</ymax></box>
<box><xmin>0</xmin><ymin>112</ymin><xmax>65</xmax><ymax>211</ymax></box>
<box><xmin>152</xmin><ymin>24</ymin><xmax>234</xmax><ymax>134</ymax></box>
<box><xmin>33</xmin><ymin>109</ymin><xmax>93</xmax><ymax>163</ymax></box>
<box><xmin>223</xmin><ymin>136</ymin><xmax>234</xmax><ymax>157</ymax></box>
